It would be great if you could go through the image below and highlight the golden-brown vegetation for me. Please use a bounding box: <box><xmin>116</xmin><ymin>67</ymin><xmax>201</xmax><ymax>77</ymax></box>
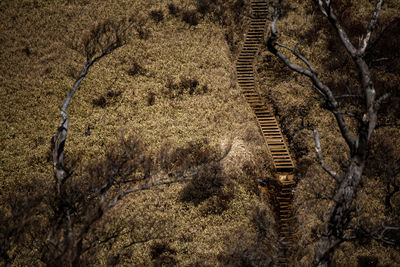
<box><xmin>1</xmin><ymin>0</ymin><xmax>399</xmax><ymax>266</ymax></box>
<box><xmin>0</xmin><ymin>0</ymin><xmax>278</xmax><ymax>265</ymax></box>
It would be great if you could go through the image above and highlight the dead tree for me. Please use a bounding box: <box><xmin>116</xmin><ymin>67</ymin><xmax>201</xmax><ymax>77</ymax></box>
<box><xmin>266</xmin><ymin>0</ymin><xmax>395</xmax><ymax>266</ymax></box>
<box><xmin>48</xmin><ymin>19</ymin><xmax>232</xmax><ymax>265</ymax></box>
<box><xmin>49</xmin><ymin>18</ymin><xmax>130</xmax><ymax>266</ymax></box>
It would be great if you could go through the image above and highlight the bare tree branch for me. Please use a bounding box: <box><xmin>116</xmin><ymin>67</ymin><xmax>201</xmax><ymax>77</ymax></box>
<box><xmin>315</xmin><ymin>0</ymin><xmax>358</xmax><ymax>57</ymax></box>
<box><xmin>334</xmin><ymin>94</ymin><xmax>362</xmax><ymax>99</ymax></box>
<box><xmin>276</xmin><ymin>43</ymin><xmax>318</xmax><ymax>74</ymax></box>
<box><xmin>314</xmin><ymin>0</ymin><xmax>386</xmax><ymax>141</ymax></box>
<box><xmin>313</xmin><ymin>129</ymin><xmax>341</xmax><ymax>182</ymax></box>
<box><xmin>359</xmin><ymin>0</ymin><xmax>385</xmax><ymax>56</ymax></box>
<box><xmin>106</xmin><ymin>171</ymin><xmax>198</xmax><ymax>210</ymax></box>
<box><xmin>267</xmin><ymin>0</ymin><xmax>357</xmax><ymax>152</ymax></box>
<box><xmin>355</xmin><ymin>218</ymin><xmax>400</xmax><ymax>246</ymax></box>
<box><xmin>48</xmin><ymin>19</ymin><xmax>131</xmax><ymax>266</ymax></box>
<box><xmin>374</xmin><ymin>92</ymin><xmax>391</xmax><ymax>111</ymax></box>
<box><xmin>266</xmin><ymin>1</ymin><xmax>392</xmax><ymax>266</ymax></box>
<box><xmin>52</xmin><ymin>19</ymin><xmax>129</xmax><ymax>195</ymax></box>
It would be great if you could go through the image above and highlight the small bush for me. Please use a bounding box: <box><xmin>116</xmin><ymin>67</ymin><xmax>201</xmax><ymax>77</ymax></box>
<box><xmin>167</xmin><ymin>3</ymin><xmax>180</xmax><ymax>16</ymax></box>
<box><xmin>136</xmin><ymin>26</ymin><xmax>150</xmax><ymax>39</ymax></box>
<box><xmin>200</xmin><ymin>84</ymin><xmax>209</xmax><ymax>94</ymax></box>
<box><xmin>127</xmin><ymin>61</ymin><xmax>146</xmax><ymax>76</ymax></box>
<box><xmin>197</xmin><ymin>0</ymin><xmax>211</xmax><ymax>15</ymax></box>
<box><xmin>158</xmin><ymin>139</ymin><xmax>216</xmax><ymax>174</ymax></box>
<box><xmin>179</xmin><ymin>163</ymin><xmax>225</xmax><ymax>206</ymax></box>
<box><xmin>150</xmin><ymin>241</ymin><xmax>176</xmax><ymax>266</ymax></box>
<box><xmin>92</xmin><ymin>95</ymin><xmax>107</xmax><ymax>108</ymax></box>
<box><xmin>200</xmin><ymin>184</ymin><xmax>234</xmax><ymax>215</ymax></box>
<box><xmin>106</xmin><ymin>90</ymin><xmax>121</xmax><ymax>99</ymax></box>
<box><xmin>147</xmin><ymin>91</ymin><xmax>156</xmax><ymax>106</ymax></box>
<box><xmin>295</xmin><ymin>158</ymin><xmax>313</xmax><ymax>177</ymax></box>
<box><xmin>180</xmin><ymin>77</ymin><xmax>199</xmax><ymax>95</ymax></box>
<box><xmin>150</xmin><ymin>9</ymin><xmax>164</xmax><ymax>22</ymax></box>
<box><xmin>182</xmin><ymin>9</ymin><xmax>199</xmax><ymax>26</ymax></box>
<box><xmin>22</xmin><ymin>46</ymin><xmax>31</xmax><ymax>56</ymax></box>
<box><xmin>225</xmin><ymin>29</ymin><xmax>235</xmax><ymax>53</ymax></box>
<box><xmin>92</xmin><ymin>90</ymin><xmax>121</xmax><ymax>108</ymax></box>
<box><xmin>164</xmin><ymin>77</ymin><xmax>204</xmax><ymax>98</ymax></box>
<box><xmin>251</xmin><ymin>205</ymin><xmax>271</xmax><ymax>237</ymax></box>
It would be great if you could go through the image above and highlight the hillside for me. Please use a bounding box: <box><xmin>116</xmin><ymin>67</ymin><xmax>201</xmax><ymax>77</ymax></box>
<box><xmin>1</xmin><ymin>0</ymin><xmax>399</xmax><ymax>266</ymax></box>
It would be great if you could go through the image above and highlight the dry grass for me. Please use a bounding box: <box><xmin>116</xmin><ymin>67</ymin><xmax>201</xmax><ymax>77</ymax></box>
<box><xmin>0</xmin><ymin>0</ymin><xmax>277</xmax><ymax>265</ymax></box>
<box><xmin>1</xmin><ymin>0</ymin><xmax>399</xmax><ymax>265</ymax></box>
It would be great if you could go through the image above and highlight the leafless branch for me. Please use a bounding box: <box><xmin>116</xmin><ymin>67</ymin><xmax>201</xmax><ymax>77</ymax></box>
<box><xmin>374</xmin><ymin>92</ymin><xmax>391</xmax><ymax>111</ymax></box>
<box><xmin>276</xmin><ymin>43</ymin><xmax>318</xmax><ymax>74</ymax></box>
<box><xmin>310</xmin><ymin>129</ymin><xmax>340</xmax><ymax>182</ymax></box>
<box><xmin>267</xmin><ymin>2</ymin><xmax>357</xmax><ymax>152</ymax></box>
<box><xmin>315</xmin><ymin>0</ymin><xmax>358</xmax><ymax>57</ymax></box>
<box><xmin>366</xmin><ymin>18</ymin><xmax>398</xmax><ymax>57</ymax></box>
<box><xmin>359</xmin><ymin>0</ymin><xmax>385</xmax><ymax>56</ymax></box>
<box><xmin>52</xmin><ymin>19</ymin><xmax>129</xmax><ymax>196</ymax></box>
<box><xmin>356</xmin><ymin>220</ymin><xmax>400</xmax><ymax>246</ymax></box>
<box><xmin>106</xmin><ymin>171</ymin><xmax>198</xmax><ymax>210</ymax></box>
<box><xmin>267</xmin><ymin>1</ymin><xmax>391</xmax><ymax>266</ymax></box>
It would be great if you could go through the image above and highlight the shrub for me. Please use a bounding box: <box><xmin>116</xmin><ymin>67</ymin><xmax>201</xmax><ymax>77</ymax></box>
<box><xmin>251</xmin><ymin>205</ymin><xmax>272</xmax><ymax>237</ymax></box>
<box><xmin>182</xmin><ymin>9</ymin><xmax>199</xmax><ymax>26</ymax></box>
<box><xmin>164</xmin><ymin>77</ymin><xmax>204</xmax><ymax>98</ymax></box>
<box><xmin>200</xmin><ymin>184</ymin><xmax>235</xmax><ymax>215</ymax></box>
<box><xmin>127</xmin><ymin>61</ymin><xmax>146</xmax><ymax>76</ymax></box>
<box><xmin>136</xmin><ymin>26</ymin><xmax>150</xmax><ymax>39</ymax></box>
<box><xmin>197</xmin><ymin>0</ymin><xmax>211</xmax><ymax>15</ymax></box>
<box><xmin>106</xmin><ymin>90</ymin><xmax>121</xmax><ymax>99</ymax></box>
<box><xmin>180</xmin><ymin>77</ymin><xmax>199</xmax><ymax>95</ymax></box>
<box><xmin>150</xmin><ymin>241</ymin><xmax>176</xmax><ymax>266</ymax></box>
<box><xmin>149</xmin><ymin>9</ymin><xmax>164</xmax><ymax>22</ymax></box>
<box><xmin>22</xmin><ymin>46</ymin><xmax>31</xmax><ymax>56</ymax></box>
<box><xmin>179</xmin><ymin>163</ymin><xmax>225</xmax><ymax>206</ymax></box>
<box><xmin>225</xmin><ymin>29</ymin><xmax>235</xmax><ymax>53</ymax></box>
<box><xmin>92</xmin><ymin>90</ymin><xmax>121</xmax><ymax>108</ymax></box>
<box><xmin>200</xmin><ymin>84</ymin><xmax>209</xmax><ymax>94</ymax></box>
<box><xmin>147</xmin><ymin>91</ymin><xmax>156</xmax><ymax>106</ymax></box>
<box><xmin>167</xmin><ymin>3</ymin><xmax>180</xmax><ymax>16</ymax></box>
<box><xmin>158</xmin><ymin>139</ymin><xmax>216</xmax><ymax>174</ymax></box>
<box><xmin>92</xmin><ymin>95</ymin><xmax>107</xmax><ymax>108</ymax></box>
<box><xmin>295</xmin><ymin>158</ymin><xmax>313</xmax><ymax>177</ymax></box>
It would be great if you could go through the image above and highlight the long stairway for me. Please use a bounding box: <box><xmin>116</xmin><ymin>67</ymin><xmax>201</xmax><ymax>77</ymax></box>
<box><xmin>236</xmin><ymin>1</ymin><xmax>294</xmax><ymax>173</ymax></box>
<box><xmin>236</xmin><ymin>1</ymin><xmax>296</xmax><ymax>266</ymax></box>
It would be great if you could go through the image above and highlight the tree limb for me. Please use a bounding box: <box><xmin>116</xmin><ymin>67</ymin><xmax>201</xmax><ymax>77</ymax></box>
<box><xmin>276</xmin><ymin>42</ymin><xmax>318</xmax><ymax>75</ymax></box>
<box><xmin>359</xmin><ymin>0</ymin><xmax>385</xmax><ymax>56</ymax></box>
<box><xmin>315</xmin><ymin>0</ymin><xmax>358</xmax><ymax>58</ymax></box>
<box><xmin>374</xmin><ymin>92</ymin><xmax>391</xmax><ymax>111</ymax></box>
<box><xmin>267</xmin><ymin>0</ymin><xmax>357</xmax><ymax>152</ymax></box>
<box><xmin>313</xmin><ymin>129</ymin><xmax>341</xmax><ymax>182</ymax></box>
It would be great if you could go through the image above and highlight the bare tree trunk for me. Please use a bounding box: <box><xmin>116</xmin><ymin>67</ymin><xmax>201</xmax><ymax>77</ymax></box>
<box><xmin>313</xmin><ymin>157</ymin><xmax>366</xmax><ymax>266</ymax></box>
<box><xmin>266</xmin><ymin>0</ymin><xmax>389</xmax><ymax>265</ymax></box>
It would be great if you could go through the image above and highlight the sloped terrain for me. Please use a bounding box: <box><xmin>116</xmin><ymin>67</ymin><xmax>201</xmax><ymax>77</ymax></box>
<box><xmin>0</xmin><ymin>0</ymin><xmax>399</xmax><ymax>266</ymax></box>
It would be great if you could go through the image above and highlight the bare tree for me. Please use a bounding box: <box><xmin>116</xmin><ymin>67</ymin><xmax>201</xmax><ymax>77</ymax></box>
<box><xmin>52</xmin><ymin>18</ymin><xmax>129</xmax><ymax>193</ymax></box>
<box><xmin>47</xmin><ymin>18</ymin><xmax>233</xmax><ymax>265</ymax></box>
<box><xmin>266</xmin><ymin>0</ymin><xmax>397</xmax><ymax>266</ymax></box>
<box><xmin>48</xmin><ymin>18</ymin><xmax>130</xmax><ymax>266</ymax></box>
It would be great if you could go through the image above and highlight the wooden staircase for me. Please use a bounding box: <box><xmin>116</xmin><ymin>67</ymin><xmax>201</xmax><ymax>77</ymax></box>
<box><xmin>236</xmin><ymin>0</ymin><xmax>294</xmax><ymax>174</ymax></box>
<box><xmin>236</xmin><ymin>1</ymin><xmax>296</xmax><ymax>266</ymax></box>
